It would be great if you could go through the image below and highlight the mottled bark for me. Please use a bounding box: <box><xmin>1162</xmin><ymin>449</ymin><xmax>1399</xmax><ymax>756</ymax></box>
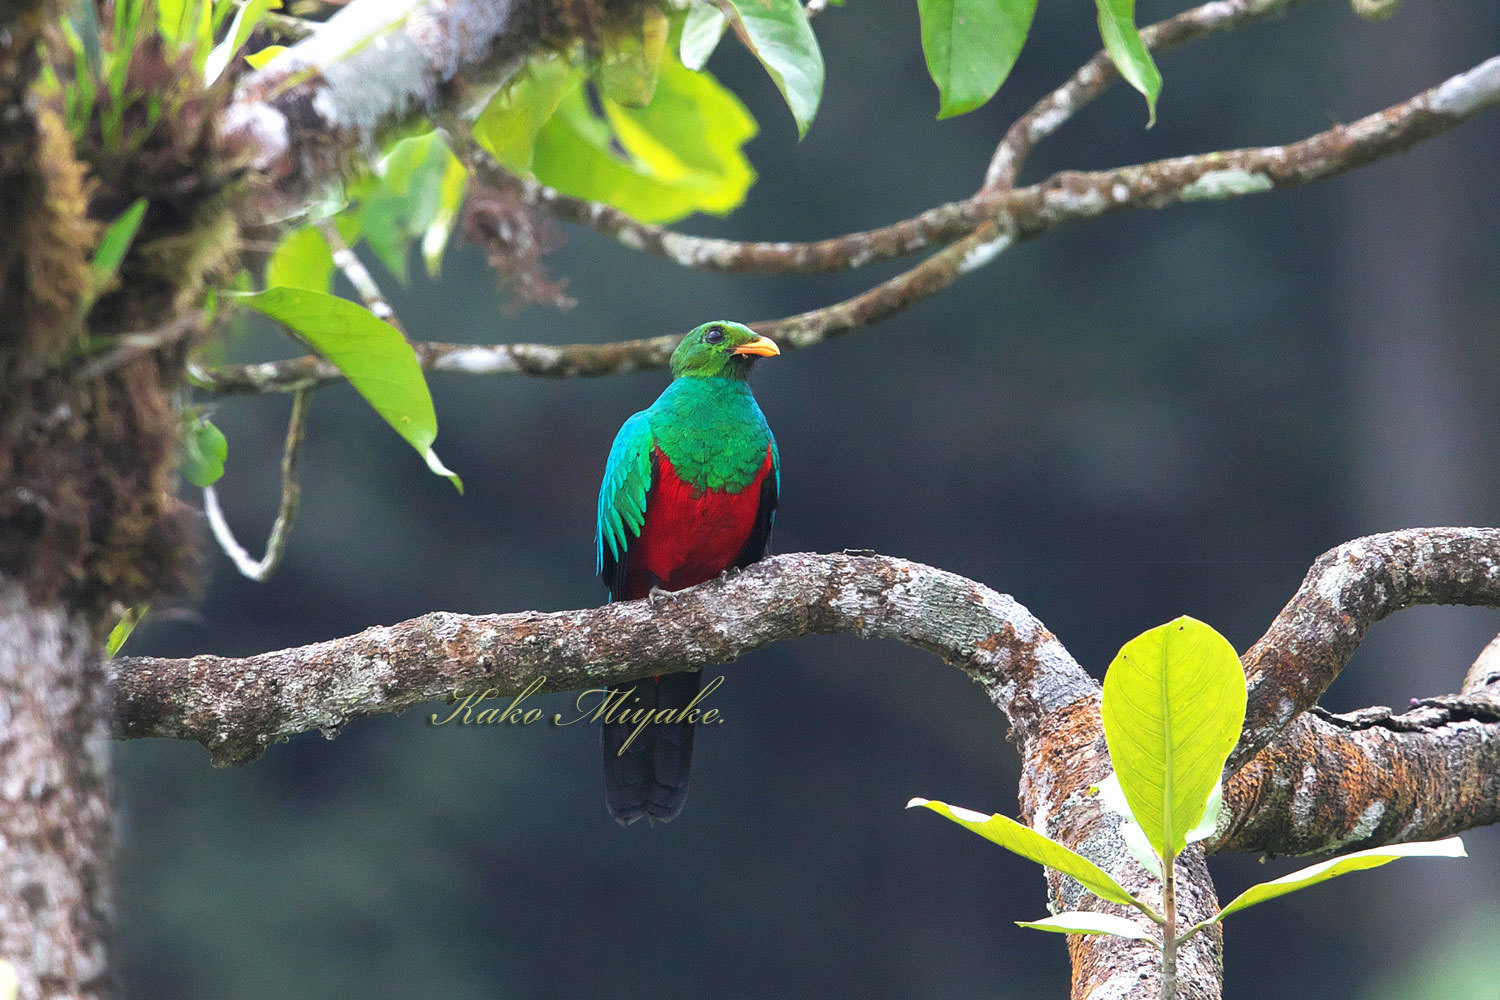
<box><xmin>0</xmin><ymin>579</ymin><xmax>116</xmax><ymax>1000</ymax></box>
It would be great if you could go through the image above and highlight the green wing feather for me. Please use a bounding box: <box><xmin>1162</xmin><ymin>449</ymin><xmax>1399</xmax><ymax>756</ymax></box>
<box><xmin>596</xmin><ymin>411</ymin><xmax>656</xmax><ymax>591</ymax></box>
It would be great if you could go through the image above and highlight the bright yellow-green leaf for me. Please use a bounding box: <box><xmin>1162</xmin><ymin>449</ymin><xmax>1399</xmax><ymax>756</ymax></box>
<box><xmin>531</xmin><ymin>56</ymin><xmax>755</xmax><ymax>224</ymax></box>
<box><xmin>422</xmin><ymin>152</ymin><xmax>468</xmax><ymax>278</ymax></box>
<box><xmin>204</xmin><ymin>0</ymin><xmax>279</xmax><ymax>84</ymax></box>
<box><xmin>266</xmin><ymin>225</ymin><xmax>334</xmax><ymax>292</ymax></box>
<box><xmin>1094</xmin><ymin>0</ymin><xmax>1162</xmax><ymax>125</ymax></box>
<box><xmin>232</xmin><ymin>288</ymin><xmax>461</xmax><ymax>492</ymax></box>
<box><xmin>91</xmin><ymin>198</ymin><xmax>147</xmax><ymax>291</ymax></box>
<box><xmin>106</xmin><ymin>604</ymin><xmax>149</xmax><ymax>658</ymax></box>
<box><xmin>907</xmin><ymin>798</ymin><xmax>1143</xmax><ymax>909</ymax></box>
<box><xmin>359</xmin><ymin>131</ymin><xmax>459</xmax><ymax>282</ymax></box>
<box><xmin>244</xmin><ymin>44</ymin><xmax>286</xmax><ymax>70</ymax></box>
<box><xmin>1216</xmin><ymin>837</ymin><xmax>1466</xmax><ymax>922</ymax></box>
<box><xmin>918</xmin><ymin>0</ymin><xmax>1037</xmax><ymax>119</ymax></box>
<box><xmin>474</xmin><ymin>54</ymin><xmax>577</xmax><ymax>172</ymax></box>
<box><xmin>1101</xmin><ymin>616</ymin><xmax>1247</xmax><ymax>861</ymax></box>
<box><xmin>716</xmin><ymin>0</ymin><xmax>823</xmax><ymax>137</ymax></box>
<box><xmin>598</xmin><ymin>4</ymin><xmax>669</xmax><ymax>107</ymax></box>
<box><xmin>1017</xmin><ymin>912</ymin><xmax>1155</xmax><ymax>940</ymax></box>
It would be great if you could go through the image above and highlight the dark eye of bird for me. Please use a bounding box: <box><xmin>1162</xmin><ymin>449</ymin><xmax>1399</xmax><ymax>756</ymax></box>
<box><xmin>704</xmin><ymin>327</ymin><xmax>725</xmax><ymax>345</ymax></box>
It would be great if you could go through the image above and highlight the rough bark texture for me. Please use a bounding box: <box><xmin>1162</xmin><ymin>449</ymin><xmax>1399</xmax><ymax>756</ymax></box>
<box><xmin>0</xmin><ymin>578</ymin><xmax>116</xmax><ymax>1000</ymax></box>
<box><xmin>110</xmin><ymin>529</ymin><xmax>1500</xmax><ymax>998</ymax></box>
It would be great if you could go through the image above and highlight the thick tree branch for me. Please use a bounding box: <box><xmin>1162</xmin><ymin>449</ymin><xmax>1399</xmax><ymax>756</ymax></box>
<box><xmin>1231</xmin><ymin>527</ymin><xmax>1500</xmax><ymax>772</ymax></box>
<box><xmin>111</xmin><ymin>551</ymin><xmax>1096</xmax><ymax>764</ymax></box>
<box><xmin>200</xmin><ymin>54</ymin><xmax>1500</xmax><ymax>394</ymax></box>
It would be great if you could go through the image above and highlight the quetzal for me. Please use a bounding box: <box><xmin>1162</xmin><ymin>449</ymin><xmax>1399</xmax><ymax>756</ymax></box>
<box><xmin>595</xmin><ymin>320</ymin><xmax>781</xmax><ymax>826</ymax></box>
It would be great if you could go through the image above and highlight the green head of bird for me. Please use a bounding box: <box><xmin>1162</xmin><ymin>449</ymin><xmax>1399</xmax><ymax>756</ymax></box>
<box><xmin>669</xmin><ymin>321</ymin><xmax>780</xmax><ymax>380</ymax></box>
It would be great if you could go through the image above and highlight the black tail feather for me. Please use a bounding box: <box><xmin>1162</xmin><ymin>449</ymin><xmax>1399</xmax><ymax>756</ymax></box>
<box><xmin>601</xmin><ymin>670</ymin><xmax>701</xmax><ymax>826</ymax></box>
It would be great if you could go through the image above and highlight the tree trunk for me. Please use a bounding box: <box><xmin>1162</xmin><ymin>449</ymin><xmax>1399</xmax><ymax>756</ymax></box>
<box><xmin>0</xmin><ymin>578</ymin><xmax>116</xmax><ymax>1000</ymax></box>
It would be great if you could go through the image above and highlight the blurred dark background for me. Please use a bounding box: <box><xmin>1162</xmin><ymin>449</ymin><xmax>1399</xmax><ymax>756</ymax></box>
<box><xmin>117</xmin><ymin>2</ymin><xmax>1500</xmax><ymax>997</ymax></box>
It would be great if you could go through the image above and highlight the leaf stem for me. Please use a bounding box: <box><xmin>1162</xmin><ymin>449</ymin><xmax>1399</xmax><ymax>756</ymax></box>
<box><xmin>1161</xmin><ymin>850</ymin><xmax>1178</xmax><ymax>1000</ymax></box>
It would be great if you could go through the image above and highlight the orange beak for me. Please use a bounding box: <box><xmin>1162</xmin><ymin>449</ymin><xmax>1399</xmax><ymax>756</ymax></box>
<box><xmin>732</xmin><ymin>335</ymin><xmax>781</xmax><ymax>358</ymax></box>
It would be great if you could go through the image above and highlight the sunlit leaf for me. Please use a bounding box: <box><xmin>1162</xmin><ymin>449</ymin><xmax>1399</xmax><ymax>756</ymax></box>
<box><xmin>244</xmin><ymin>44</ymin><xmax>286</xmax><ymax>70</ymax></box>
<box><xmin>1094</xmin><ymin>0</ymin><xmax>1161</xmax><ymax>125</ymax></box>
<box><xmin>917</xmin><ymin>0</ymin><xmax>1037</xmax><ymax>119</ymax></box>
<box><xmin>714</xmin><ymin>0</ymin><xmax>823</xmax><ymax>137</ymax></box>
<box><xmin>1216</xmin><ymin>838</ymin><xmax>1466</xmax><ymax>922</ymax></box>
<box><xmin>597</xmin><ymin>4</ymin><xmax>669</xmax><ymax>107</ymax></box>
<box><xmin>232</xmin><ymin>288</ymin><xmax>461</xmax><ymax>492</ymax></box>
<box><xmin>907</xmin><ymin>798</ymin><xmax>1143</xmax><ymax>909</ymax></box>
<box><xmin>181</xmin><ymin>414</ymin><xmax>227</xmax><ymax>487</ymax></box>
<box><xmin>91</xmin><ymin>198</ymin><xmax>147</xmax><ymax>291</ymax></box>
<box><xmin>358</xmin><ymin>131</ymin><xmax>458</xmax><ymax>282</ymax></box>
<box><xmin>106</xmin><ymin>604</ymin><xmax>148</xmax><ymax>658</ymax></box>
<box><xmin>474</xmin><ymin>54</ymin><xmax>577</xmax><ymax>172</ymax></box>
<box><xmin>1101</xmin><ymin>616</ymin><xmax>1246</xmax><ymax>860</ymax></box>
<box><xmin>266</xmin><ymin>225</ymin><xmax>334</xmax><ymax>292</ymax></box>
<box><xmin>205</xmin><ymin>0</ymin><xmax>279</xmax><ymax>84</ymax></box>
<box><xmin>531</xmin><ymin>56</ymin><xmax>755</xmax><ymax>224</ymax></box>
<box><xmin>1017</xmin><ymin>912</ymin><xmax>1155</xmax><ymax>940</ymax></box>
<box><xmin>422</xmin><ymin>152</ymin><xmax>468</xmax><ymax>278</ymax></box>
<box><xmin>680</xmin><ymin>3</ymin><xmax>727</xmax><ymax>70</ymax></box>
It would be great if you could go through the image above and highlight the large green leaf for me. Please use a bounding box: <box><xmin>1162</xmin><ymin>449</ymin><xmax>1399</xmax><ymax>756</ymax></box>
<box><xmin>473</xmin><ymin>54</ymin><xmax>577</xmax><ymax>172</ymax></box>
<box><xmin>680</xmin><ymin>3</ymin><xmax>728</xmax><ymax>70</ymax></box>
<box><xmin>1094</xmin><ymin>0</ymin><xmax>1161</xmax><ymax>125</ymax></box>
<box><xmin>232</xmin><ymin>288</ymin><xmax>461</xmax><ymax>492</ymax></box>
<box><xmin>1101</xmin><ymin>616</ymin><xmax>1246</xmax><ymax>860</ymax></box>
<box><xmin>530</xmin><ymin>57</ymin><xmax>756</xmax><ymax>224</ymax></box>
<box><xmin>715</xmin><ymin>0</ymin><xmax>823</xmax><ymax>137</ymax></box>
<box><xmin>917</xmin><ymin>0</ymin><xmax>1037</xmax><ymax>119</ymax></box>
<box><xmin>1216</xmin><ymin>838</ymin><xmax>1466</xmax><ymax>922</ymax></box>
<box><xmin>597</xmin><ymin>4</ymin><xmax>669</xmax><ymax>107</ymax></box>
<box><xmin>266</xmin><ymin>225</ymin><xmax>335</xmax><ymax>293</ymax></box>
<box><xmin>1017</xmin><ymin>912</ymin><xmax>1155</xmax><ymax>941</ymax></box>
<box><xmin>908</xmin><ymin>798</ymin><xmax>1143</xmax><ymax>909</ymax></box>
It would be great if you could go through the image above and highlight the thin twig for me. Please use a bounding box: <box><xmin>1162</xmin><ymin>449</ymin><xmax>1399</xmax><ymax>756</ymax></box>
<box><xmin>984</xmin><ymin>0</ymin><xmax>1312</xmax><ymax>191</ymax></box>
<box><xmin>202</xmin><ymin>53</ymin><xmax>1500</xmax><ymax>394</ymax></box>
<box><xmin>75</xmin><ymin>313</ymin><xmax>203</xmax><ymax>380</ymax></box>
<box><xmin>316</xmin><ymin>218</ymin><xmax>402</xmax><ymax>331</ymax></box>
<box><xmin>203</xmin><ymin>388</ymin><xmax>311</xmax><ymax>582</ymax></box>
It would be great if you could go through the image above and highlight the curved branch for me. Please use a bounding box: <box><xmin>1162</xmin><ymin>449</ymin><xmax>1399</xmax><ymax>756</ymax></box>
<box><xmin>201</xmin><ymin>54</ymin><xmax>1500</xmax><ymax>394</ymax></box>
<box><xmin>110</xmin><ymin>552</ymin><xmax>1097</xmax><ymax>765</ymax></box>
<box><xmin>1232</xmin><ymin>527</ymin><xmax>1500</xmax><ymax>772</ymax></box>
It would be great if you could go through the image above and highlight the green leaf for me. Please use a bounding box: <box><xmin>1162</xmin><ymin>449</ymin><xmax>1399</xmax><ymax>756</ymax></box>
<box><xmin>680</xmin><ymin>3</ymin><xmax>728</xmax><ymax>71</ymax></box>
<box><xmin>597</xmin><ymin>4</ymin><xmax>669</xmax><ymax>107</ymax></box>
<box><xmin>918</xmin><ymin>0</ymin><xmax>1037</xmax><ymax>119</ymax></box>
<box><xmin>181</xmin><ymin>414</ymin><xmax>227</xmax><ymax>487</ymax></box>
<box><xmin>106</xmin><ymin>603</ymin><xmax>148</xmax><ymax>658</ymax></box>
<box><xmin>1094</xmin><ymin>0</ymin><xmax>1161</xmax><ymax>125</ymax></box>
<box><xmin>244</xmin><ymin>44</ymin><xmax>286</xmax><ymax>70</ymax></box>
<box><xmin>358</xmin><ymin>132</ymin><xmax>458</xmax><ymax>283</ymax></box>
<box><xmin>91</xmin><ymin>198</ymin><xmax>147</xmax><ymax>290</ymax></box>
<box><xmin>204</xmin><ymin>0</ymin><xmax>278</xmax><ymax>84</ymax></box>
<box><xmin>232</xmin><ymin>288</ymin><xmax>462</xmax><ymax>492</ymax></box>
<box><xmin>422</xmin><ymin>152</ymin><xmax>468</xmax><ymax>278</ymax></box>
<box><xmin>531</xmin><ymin>56</ymin><xmax>756</xmax><ymax>224</ymax></box>
<box><xmin>1216</xmin><ymin>837</ymin><xmax>1466</xmax><ymax>922</ymax></box>
<box><xmin>1017</xmin><ymin>912</ymin><xmax>1155</xmax><ymax>941</ymax></box>
<box><xmin>266</xmin><ymin>225</ymin><xmax>334</xmax><ymax>292</ymax></box>
<box><xmin>1101</xmin><ymin>616</ymin><xmax>1246</xmax><ymax>860</ymax></box>
<box><xmin>907</xmin><ymin>798</ymin><xmax>1143</xmax><ymax>909</ymax></box>
<box><xmin>715</xmin><ymin>0</ymin><xmax>823</xmax><ymax>137</ymax></box>
<box><xmin>473</xmin><ymin>54</ymin><xmax>577</xmax><ymax>172</ymax></box>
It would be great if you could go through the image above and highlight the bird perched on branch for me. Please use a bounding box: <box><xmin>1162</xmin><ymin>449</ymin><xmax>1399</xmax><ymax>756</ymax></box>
<box><xmin>595</xmin><ymin>321</ymin><xmax>781</xmax><ymax>825</ymax></box>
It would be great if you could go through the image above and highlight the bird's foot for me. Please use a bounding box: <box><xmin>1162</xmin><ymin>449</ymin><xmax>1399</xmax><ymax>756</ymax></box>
<box><xmin>648</xmin><ymin>584</ymin><xmax>671</xmax><ymax>606</ymax></box>
<box><xmin>716</xmin><ymin>566</ymin><xmax>744</xmax><ymax>583</ymax></box>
